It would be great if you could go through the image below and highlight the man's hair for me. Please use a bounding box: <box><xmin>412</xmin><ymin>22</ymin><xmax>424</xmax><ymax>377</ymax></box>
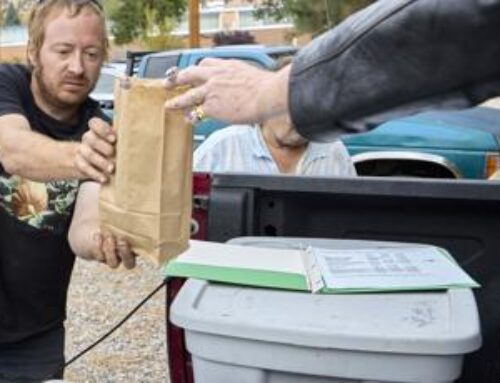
<box><xmin>27</xmin><ymin>0</ymin><xmax>109</xmax><ymax>68</ymax></box>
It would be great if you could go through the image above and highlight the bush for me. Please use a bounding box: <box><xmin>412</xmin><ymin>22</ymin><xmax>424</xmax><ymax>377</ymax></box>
<box><xmin>212</xmin><ymin>31</ymin><xmax>256</xmax><ymax>46</ymax></box>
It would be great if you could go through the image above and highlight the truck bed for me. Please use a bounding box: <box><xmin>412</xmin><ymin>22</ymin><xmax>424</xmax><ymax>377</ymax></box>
<box><xmin>205</xmin><ymin>174</ymin><xmax>500</xmax><ymax>382</ymax></box>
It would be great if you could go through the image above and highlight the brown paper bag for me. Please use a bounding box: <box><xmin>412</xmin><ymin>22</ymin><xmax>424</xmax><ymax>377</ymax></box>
<box><xmin>99</xmin><ymin>77</ymin><xmax>192</xmax><ymax>266</ymax></box>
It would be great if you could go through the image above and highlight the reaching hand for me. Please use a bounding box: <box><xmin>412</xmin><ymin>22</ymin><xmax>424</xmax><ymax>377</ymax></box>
<box><xmin>75</xmin><ymin>117</ymin><xmax>116</xmax><ymax>183</ymax></box>
<box><xmin>164</xmin><ymin>58</ymin><xmax>291</xmax><ymax>125</ymax></box>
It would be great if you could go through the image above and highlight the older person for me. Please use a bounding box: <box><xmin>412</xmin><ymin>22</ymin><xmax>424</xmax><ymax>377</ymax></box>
<box><xmin>194</xmin><ymin>114</ymin><xmax>356</xmax><ymax>177</ymax></box>
<box><xmin>193</xmin><ymin>57</ymin><xmax>356</xmax><ymax>176</ymax></box>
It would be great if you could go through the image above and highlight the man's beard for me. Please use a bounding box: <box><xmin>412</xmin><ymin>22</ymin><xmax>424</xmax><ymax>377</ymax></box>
<box><xmin>33</xmin><ymin>64</ymin><xmax>89</xmax><ymax>110</ymax></box>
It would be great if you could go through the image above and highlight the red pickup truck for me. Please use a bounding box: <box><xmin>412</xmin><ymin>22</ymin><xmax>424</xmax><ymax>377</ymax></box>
<box><xmin>164</xmin><ymin>172</ymin><xmax>500</xmax><ymax>383</ymax></box>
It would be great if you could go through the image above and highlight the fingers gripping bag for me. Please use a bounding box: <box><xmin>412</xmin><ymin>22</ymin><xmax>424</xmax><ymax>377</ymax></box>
<box><xmin>99</xmin><ymin>77</ymin><xmax>193</xmax><ymax>266</ymax></box>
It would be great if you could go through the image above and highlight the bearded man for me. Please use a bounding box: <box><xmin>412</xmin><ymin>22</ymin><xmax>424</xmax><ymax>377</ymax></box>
<box><xmin>0</xmin><ymin>1</ymin><xmax>135</xmax><ymax>381</ymax></box>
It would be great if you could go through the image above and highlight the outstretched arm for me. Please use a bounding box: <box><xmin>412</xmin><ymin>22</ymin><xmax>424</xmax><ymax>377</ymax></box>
<box><xmin>164</xmin><ymin>0</ymin><xmax>500</xmax><ymax>142</ymax></box>
<box><xmin>289</xmin><ymin>0</ymin><xmax>500</xmax><ymax>140</ymax></box>
<box><xmin>0</xmin><ymin>114</ymin><xmax>115</xmax><ymax>183</ymax></box>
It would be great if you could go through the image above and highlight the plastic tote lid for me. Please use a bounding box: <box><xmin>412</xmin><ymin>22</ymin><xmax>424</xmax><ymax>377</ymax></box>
<box><xmin>172</xmin><ymin>279</ymin><xmax>480</xmax><ymax>355</ymax></box>
<box><xmin>171</xmin><ymin>238</ymin><xmax>481</xmax><ymax>355</ymax></box>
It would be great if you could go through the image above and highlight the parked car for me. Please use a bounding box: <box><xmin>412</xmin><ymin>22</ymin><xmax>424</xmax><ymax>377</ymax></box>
<box><xmin>341</xmin><ymin>105</ymin><xmax>500</xmax><ymax>179</ymax></box>
<box><xmin>90</xmin><ymin>62</ymin><xmax>126</xmax><ymax>119</ymax></box>
<box><xmin>133</xmin><ymin>44</ymin><xmax>297</xmax><ymax>78</ymax></box>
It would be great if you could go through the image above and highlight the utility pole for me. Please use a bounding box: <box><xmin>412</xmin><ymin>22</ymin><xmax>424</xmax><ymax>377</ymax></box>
<box><xmin>189</xmin><ymin>0</ymin><xmax>200</xmax><ymax>48</ymax></box>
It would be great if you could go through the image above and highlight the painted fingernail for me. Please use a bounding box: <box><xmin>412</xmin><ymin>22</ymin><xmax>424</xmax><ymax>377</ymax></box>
<box><xmin>165</xmin><ymin>67</ymin><xmax>179</xmax><ymax>82</ymax></box>
<box><xmin>107</xmin><ymin>164</ymin><xmax>114</xmax><ymax>173</ymax></box>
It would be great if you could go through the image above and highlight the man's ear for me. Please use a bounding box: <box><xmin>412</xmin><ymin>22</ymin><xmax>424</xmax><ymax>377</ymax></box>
<box><xmin>27</xmin><ymin>42</ymin><xmax>38</xmax><ymax>68</ymax></box>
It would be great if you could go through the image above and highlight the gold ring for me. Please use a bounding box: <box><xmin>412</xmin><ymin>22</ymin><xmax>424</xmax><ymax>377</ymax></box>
<box><xmin>187</xmin><ymin>106</ymin><xmax>206</xmax><ymax>124</ymax></box>
<box><xmin>194</xmin><ymin>106</ymin><xmax>206</xmax><ymax>122</ymax></box>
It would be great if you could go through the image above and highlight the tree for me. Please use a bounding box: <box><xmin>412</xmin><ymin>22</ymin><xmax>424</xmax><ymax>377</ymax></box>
<box><xmin>254</xmin><ymin>0</ymin><xmax>375</xmax><ymax>36</ymax></box>
<box><xmin>110</xmin><ymin>0</ymin><xmax>187</xmax><ymax>48</ymax></box>
<box><xmin>212</xmin><ymin>30</ymin><xmax>256</xmax><ymax>46</ymax></box>
<box><xmin>4</xmin><ymin>3</ymin><xmax>21</xmax><ymax>27</ymax></box>
<box><xmin>101</xmin><ymin>0</ymin><xmax>120</xmax><ymax>15</ymax></box>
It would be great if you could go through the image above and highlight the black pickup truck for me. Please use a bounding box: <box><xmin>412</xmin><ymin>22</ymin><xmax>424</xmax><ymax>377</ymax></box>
<box><xmin>166</xmin><ymin>173</ymin><xmax>500</xmax><ymax>383</ymax></box>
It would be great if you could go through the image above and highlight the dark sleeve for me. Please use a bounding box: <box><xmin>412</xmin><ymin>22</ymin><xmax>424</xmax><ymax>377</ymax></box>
<box><xmin>0</xmin><ymin>65</ymin><xmax>27</xmax><ymax>118</ymax></box>
<box><xmin>81</xmin><ymin>99</ymin><xmax>112</xmax><ymax>131</ymax></box>
<box><xmin>289</xmin><ymin>0</ymin><xmax>500</xmax><ymax>141</ymax></box>
<box><xmin>93</xmin><ymin>106</ymin><xmax>112</xmax><ymax>125</ymax></box>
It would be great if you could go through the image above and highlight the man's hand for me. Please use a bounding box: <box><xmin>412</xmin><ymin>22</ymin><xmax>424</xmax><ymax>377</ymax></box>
<box><xmin>164</xmin><ymin>58</ymin><xmax>291</xmax><ymax>125</ymax></box>
<box><xmin>75</xmin><ymin>117</ymin><xmax>116</xmax><ymax>183</ymax></box>
<box><xmin>69</xmin><ymin>182</ymin><xmax>137</xmax><ymax>270</ymax></box>
<box><xmin>90</xmin><ymin>232</ymin><xmax>137</xmax><ymax>269</ymax></box>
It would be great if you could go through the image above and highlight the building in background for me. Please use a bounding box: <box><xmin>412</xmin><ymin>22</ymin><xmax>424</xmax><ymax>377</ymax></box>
<box><xmin>0</xmin><ymin>0</ymin><xmax>309</xmax><ymax>62</ymax></box>
<box><xmin>174</xmin><ymin>0</ymin><xmax>306</xmax><ymax>48</ymax></box>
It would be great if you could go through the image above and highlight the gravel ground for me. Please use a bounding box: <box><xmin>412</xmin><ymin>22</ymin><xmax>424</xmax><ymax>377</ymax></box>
<box><xmin>64</xmin><ymin>256</ymin><xmax>170</xmax><ymax>383</ymax></box>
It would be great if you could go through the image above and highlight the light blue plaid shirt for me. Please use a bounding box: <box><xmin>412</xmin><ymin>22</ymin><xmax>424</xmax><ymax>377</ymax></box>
<box><xmin>193</xmin><ymin>125</ymin><xmax>356</xmax><ymax>176</ymax></box>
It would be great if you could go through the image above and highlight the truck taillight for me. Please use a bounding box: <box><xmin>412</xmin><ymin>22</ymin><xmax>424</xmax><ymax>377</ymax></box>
<box><xmin>485</xmin><ymin>152</ymin><xmax>500</xmax><ymax>178</ymax></box>
<box><xmin>191</xmin><ymin>172</ymin><xmax>211</xmax><ymax>240</ymax></box>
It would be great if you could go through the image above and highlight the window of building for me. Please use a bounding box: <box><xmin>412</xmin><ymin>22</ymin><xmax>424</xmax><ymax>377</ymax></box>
<box><xmin>201</xmin><ymin>12</ymin><xmax>220</xmax><ymax>30</ymax></box>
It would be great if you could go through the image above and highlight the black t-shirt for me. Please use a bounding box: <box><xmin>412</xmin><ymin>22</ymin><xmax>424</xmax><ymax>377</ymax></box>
<box><xmin>0</xmin><ymin>64</ymin><xmax>104</xmax><ymax>343</ymax></box>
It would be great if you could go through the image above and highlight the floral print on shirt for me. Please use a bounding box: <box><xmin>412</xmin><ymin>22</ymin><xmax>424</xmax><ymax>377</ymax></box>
<box><xmin>0</xmin><ymin>175</ymin><xmax>78</xmax><ymax>232</ymax></box>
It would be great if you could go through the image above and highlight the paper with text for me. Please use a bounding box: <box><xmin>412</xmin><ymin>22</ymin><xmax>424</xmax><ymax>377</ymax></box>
<box><xmin>313</xmin><ymin>246</ymin><xmax>479</xmax><ymax>291</ymax></box>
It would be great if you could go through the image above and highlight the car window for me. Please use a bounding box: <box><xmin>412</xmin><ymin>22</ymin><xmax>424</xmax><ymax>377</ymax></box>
<box><xmin>93</xmin><ymin>72</ymin><xmax>117</xmax><ymax>94</ymax></box>
<box><xmin>143</xmin><ymin>55</ymin><xmax>179</xmax><ymax>78</ymax></box>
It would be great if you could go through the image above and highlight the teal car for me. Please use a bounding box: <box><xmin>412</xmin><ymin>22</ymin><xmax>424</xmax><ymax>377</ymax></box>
<box><xmin>341</xmin><ymin>106</ymin><xmax>500</xmax><ymax>179</ymax></box>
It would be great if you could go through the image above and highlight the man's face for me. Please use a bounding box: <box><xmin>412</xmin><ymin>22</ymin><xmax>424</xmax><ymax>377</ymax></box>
<box><xmin>30</xmin><ymin>7</ymin><xmax>105</xmax><ymax>110</ymax></box>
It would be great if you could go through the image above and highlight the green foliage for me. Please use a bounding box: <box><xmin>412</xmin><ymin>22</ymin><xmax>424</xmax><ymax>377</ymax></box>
<box><xmin>255</xmin><ymin>0</ymin><xmax>375</xmax><ymax>35</ymax></box>
<box><xmin>145</xmin><ymin>0</ymin><xmax>186</xmax><ymax>25</ymax></box>
<box><xmin>110</xmin><ymin>0</ymin><xmax>143</xmax><ymax>44</ymax></box>
<box><xmin>142</xmin><ymin>17</ymin><xmax>185</xmax><ymax>50</ymax></box>
<box><xmin>143</xmin><ymin>34</ymin><xmax>185</xmax><ymax>51</ymax></box>
<box><xmin>101</xmin><ymin>0</ymin><xmax>120</xmax><ymax>18</ymax></box>
<box><xmin>110</xmin><ymin>0</ymin><xmax>187</xmax><ymax>47</ymax></box>
<box><xmin>4</xmin><ymin>2</ymin><xmax>21</xmax><ymax>26</ymax></box>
